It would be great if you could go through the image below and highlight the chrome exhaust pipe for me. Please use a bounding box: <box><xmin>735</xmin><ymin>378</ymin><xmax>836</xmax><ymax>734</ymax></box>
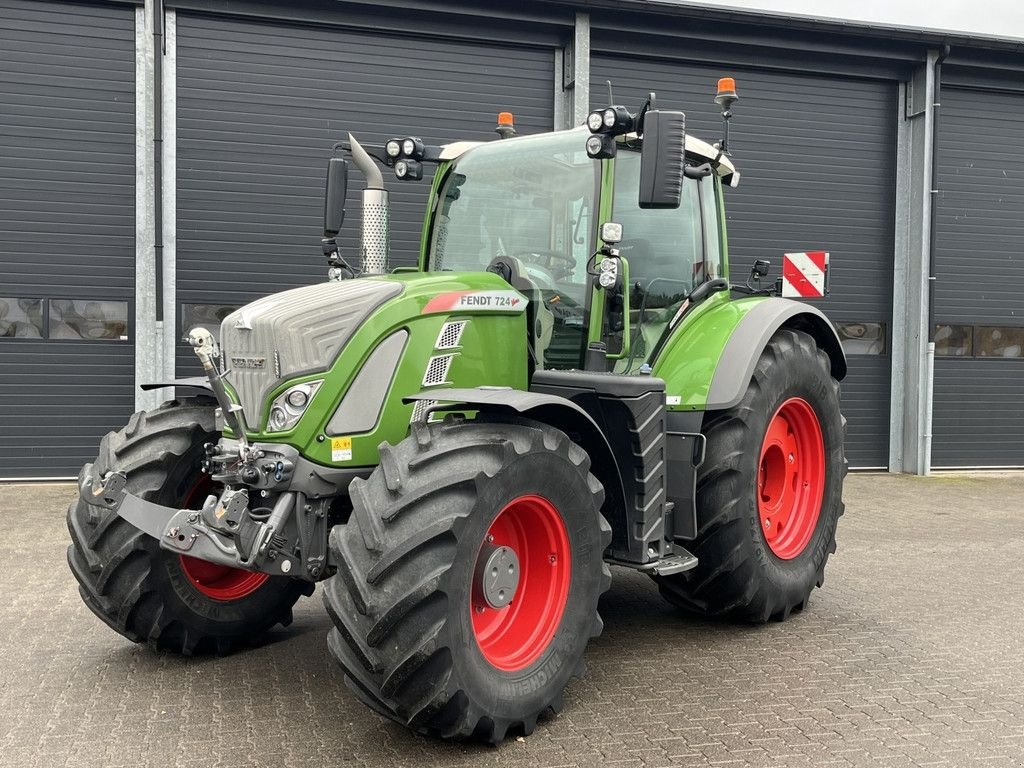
<box><xmin>348</xmin><ymin>133</ymin><xmax>389</xmax><ymax>275</ymax></box>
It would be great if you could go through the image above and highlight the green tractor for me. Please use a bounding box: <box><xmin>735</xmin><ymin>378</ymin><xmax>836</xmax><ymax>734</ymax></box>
<box><xmin>69</xmin><ymin>79</ymin><xmax>845</xmax><ymax>742</ymax></box>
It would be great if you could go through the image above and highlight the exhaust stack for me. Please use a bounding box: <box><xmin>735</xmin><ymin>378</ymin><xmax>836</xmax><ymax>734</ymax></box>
<box><xmin>348</xmin><ymin>133</ymin><xmax>390</xmax><ymax>275</ymax></box>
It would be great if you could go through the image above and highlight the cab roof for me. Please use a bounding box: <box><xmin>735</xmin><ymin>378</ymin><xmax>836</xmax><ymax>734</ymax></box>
<box><xmin>437</xmin><ymin>127</ymin><xmax>739</xmax><ymax>186</ymax></box>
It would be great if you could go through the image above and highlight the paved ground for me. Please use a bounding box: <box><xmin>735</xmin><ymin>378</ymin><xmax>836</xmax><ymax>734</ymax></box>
<box><xmin>2</xmin><ymin>474</ymin><xmax>1024</xmax><ymax>767</ymax></box>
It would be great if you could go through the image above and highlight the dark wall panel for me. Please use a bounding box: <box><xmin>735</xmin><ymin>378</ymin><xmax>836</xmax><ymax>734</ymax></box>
<box><xmin>0</xmin><ymin>0</ymin><xmax>135</xmax><ymax>478</ymax></box>
<box><xmin>931</xmin><ymin>87</ymin><xmax>1024</xmax><ymax>467</ymax></box>
<box><xmin>590</xmin><ymin>54</ymin><xmax>897</xmax><ymax>467</ymax></box>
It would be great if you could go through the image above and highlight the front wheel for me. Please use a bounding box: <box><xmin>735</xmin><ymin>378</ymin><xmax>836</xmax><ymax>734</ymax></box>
<box><xmin>67</xmin><ymin>399</ymin><xmax>311</xmax><ymax>654</ymax></box>
<box><xmin>658</xmin><ymin>328</ymin><xmax>846</xmax><ymax>622</ymax></box>
<box><xmin>323</xmin><ymin>419</ymin><xmax>611</xmax><ymax>742</ymax></box>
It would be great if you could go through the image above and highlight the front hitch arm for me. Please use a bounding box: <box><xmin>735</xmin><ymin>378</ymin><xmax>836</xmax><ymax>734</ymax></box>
<box><xmin>78</xmin><ymin>464</ymin><xmax>298</xmax><ymax>577</ymax></box>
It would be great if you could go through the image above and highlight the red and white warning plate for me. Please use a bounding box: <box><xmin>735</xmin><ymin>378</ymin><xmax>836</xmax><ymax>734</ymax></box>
<box><xmin>781</xmin><ymin>251</ymin><xmax>829</xmax><ymax>299</ymax></box>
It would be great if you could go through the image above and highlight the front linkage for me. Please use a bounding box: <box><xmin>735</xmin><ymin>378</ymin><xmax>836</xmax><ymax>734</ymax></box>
<box><xmin>79</xmin><ymin>331</ymin><xmax>335</xmax><ymax>585</ymax></box>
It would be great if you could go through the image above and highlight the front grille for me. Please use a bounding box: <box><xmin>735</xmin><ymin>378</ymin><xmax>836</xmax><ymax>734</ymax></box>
<box><xmin>219</xmin><ymin>280</ymin><xmax>402</xmax><ymax>427</ymax></box>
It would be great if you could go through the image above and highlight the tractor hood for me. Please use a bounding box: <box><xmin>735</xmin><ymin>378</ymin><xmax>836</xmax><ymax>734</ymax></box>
<box><xmin>220</xmin><ymin>279</ymin><xmax>403</xmax><ymax>427</ymax></box>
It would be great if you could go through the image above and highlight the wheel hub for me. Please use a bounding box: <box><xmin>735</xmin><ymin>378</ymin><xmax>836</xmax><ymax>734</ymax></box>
<box><xmin>757</xmin><ymin>397</ymin><xmax>826</xmax><ymax>560</ymax></box>
<box><xmin>475</xmin><ymin>544</ymin><xmax>520</xmax><ymax>609</ymax></box>
<box><xmin>470</xmin><ymin>494</ymin><xmax>571</xmax><ymax>672</ymax></box>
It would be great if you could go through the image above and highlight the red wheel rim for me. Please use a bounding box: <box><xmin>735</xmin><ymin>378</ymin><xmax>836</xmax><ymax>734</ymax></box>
<box><xmin>757</xmin><ymin>397</ymin><xmax>826</xmax><ymax>560</ymax></box>
<box><xmin>471</xmin><ymin>495</ymin><xmax>571</xmax><ymax>672</ymax></box>
<box><xmin>177</xmin><ymin>475</ymin><xmax>269</xmax><ymax>602</ymax></box>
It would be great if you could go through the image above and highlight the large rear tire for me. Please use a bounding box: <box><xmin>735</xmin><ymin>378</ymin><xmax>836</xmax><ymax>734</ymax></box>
<box><xmin>67</xmin><ymin>398</ymin><xmax>310</xmax><ymax>655</ymax></box>
<box><xmin>658</xmin><ymin>328</ymin><xmax>845</xmax><ymax>622</ymax></box>
<box><xmin>323</xmin><ymin>419</ymin><xmax>612</xmax><ymax>742</ymax></box>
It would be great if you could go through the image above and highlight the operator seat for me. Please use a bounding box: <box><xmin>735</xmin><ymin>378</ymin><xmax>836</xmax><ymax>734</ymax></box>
<box><xmin>617</xmin><ymin>237</ymin><xmax>690</xmax><ymax>310</ymax></box>
<box><xmin>486</xmin><ymin>256</ymin><xmax>554</xmax><ymax>370</ymax></box>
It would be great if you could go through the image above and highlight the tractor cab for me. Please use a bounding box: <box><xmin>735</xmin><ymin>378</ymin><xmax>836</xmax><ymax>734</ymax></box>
<box><xmin>422</xmin><ymin>124</ymin><xmax>737</xmax><ymax>374</ymax></box>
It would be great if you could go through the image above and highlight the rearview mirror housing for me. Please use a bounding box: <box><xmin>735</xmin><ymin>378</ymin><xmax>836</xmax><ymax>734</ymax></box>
<box><xmin>638</xmin><ymin>110</ymin><xmax>686</xmax><ymax>209</ymax></box>
<box><xmin>323</xmin><ymin>157</ymin><xmax>348</xmax><ymax>237</ymax></box>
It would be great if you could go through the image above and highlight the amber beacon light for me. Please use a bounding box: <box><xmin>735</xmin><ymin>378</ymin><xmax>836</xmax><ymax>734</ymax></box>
<box><xmin>496</xmin><ymin>111</ymin><xmax>516</xmax><ymax>139</ymax></box>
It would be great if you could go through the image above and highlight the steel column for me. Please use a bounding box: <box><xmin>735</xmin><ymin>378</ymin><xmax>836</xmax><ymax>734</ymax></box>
<box><xmin>889</xmin><ymin>51</ymin><xmax>938</xmax><ymax>475</ymax></box>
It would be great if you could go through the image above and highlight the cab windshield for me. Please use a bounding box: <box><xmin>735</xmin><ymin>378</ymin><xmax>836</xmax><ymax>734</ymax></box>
<box><xmin>429</xmin><ymin>130</ymin><xmax>599</xmax><ymax>368</ymax></box>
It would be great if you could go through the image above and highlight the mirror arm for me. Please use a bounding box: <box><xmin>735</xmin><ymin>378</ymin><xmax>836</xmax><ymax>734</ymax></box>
<box><xmin>684</xmin><ymin>163</ymin><xmax>714</xmax><ymax>179</ymax></box>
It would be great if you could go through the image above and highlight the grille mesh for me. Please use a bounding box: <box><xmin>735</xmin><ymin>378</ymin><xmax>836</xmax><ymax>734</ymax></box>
<box><xmin>411</xmin><ymin>399</ymin><xmax>438</xmax><ymax>423</ymax></box>
<box><xmin>435</xmin><ymin>321</ymin><xmax>467</xmax><ymax>350</ymax></box>
<box><xmin>422</xmin><ymin>355</ymin><xmax>453</xmax><ymax>387</ymax></box>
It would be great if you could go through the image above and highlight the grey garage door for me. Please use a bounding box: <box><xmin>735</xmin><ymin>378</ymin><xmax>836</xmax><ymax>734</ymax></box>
<box><xmin>175</xmin><ymin>12</ymin><xmax>554</xmax><ymax>373</ymax></box>
<box><xmin>591</xmin><ymin>55</ymin><xmax>897</xmax><ymax>468</ymax></box>
<box><xmin>932</xmin><ymin>87</ymin><xmax>1024</xmax><ymax>468</ymax></box>
<box><xmin>0</xmin><ymin>0</ymin><xmax>135</xmax><ymax>479</ymax></box>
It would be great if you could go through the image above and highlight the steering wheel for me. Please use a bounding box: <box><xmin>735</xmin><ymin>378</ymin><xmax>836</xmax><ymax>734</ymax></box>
<box><xmin>512</xmin><ymin>250</ymin><xmax>576</xmax><ymax>282</ymax></box>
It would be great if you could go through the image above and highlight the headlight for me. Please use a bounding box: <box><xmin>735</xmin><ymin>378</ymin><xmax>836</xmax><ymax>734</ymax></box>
<box><xmin>385</xmin><ymin>139</ymin><xmax>401</xmax><ymax>158</ymax></box>
<box><xmin>603</xmin><ymin>108</ymin><xmax>616</xmax><ymax>128</ymax></box>
<box><xmin>266</xmin><ymin>380</ymin><xmax>322</xmax><ymax>433</ymax></box>
<box><xmin>587</xmin><ymin>111</ymin><xmax>604</xmax><ymax>132</ymax></box>
<box><xmin>402</xmin><ymin>138</ymin><xmax>415</xmax><ymax>156</ymax></box>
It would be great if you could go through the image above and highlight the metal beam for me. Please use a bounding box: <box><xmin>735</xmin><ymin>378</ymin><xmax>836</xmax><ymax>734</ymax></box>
<box><xmin>888</xmin><ymin>51</ymin><xmax>937</xmax><ymax>475</ymax></box>
<box><xmin>555</xmin><ymin>12</ymin><xmax>590</xmax><ymax>129</ymax></box>
<box><xmin>135</xmin><ymin>3</ymin><xmax>161</xmax><ymax>412</ymax></box>
<box><xmin>161</xmin><ymin>9</ymin><xmax>177</xmax><ymax>379</ymax></box>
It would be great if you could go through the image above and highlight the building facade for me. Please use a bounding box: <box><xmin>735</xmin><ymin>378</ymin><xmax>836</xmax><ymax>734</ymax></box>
<box><xmin>1</xmin><ymin>0</ymin><xmax>1022</xmax><ymax>478</ymax></box>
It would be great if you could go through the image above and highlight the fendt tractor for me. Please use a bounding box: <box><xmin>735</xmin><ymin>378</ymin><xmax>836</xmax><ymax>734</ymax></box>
<box><xmin>70</xmin><ymin>78</ymin><xmax>846</xmax><ymax>742</ymax></box>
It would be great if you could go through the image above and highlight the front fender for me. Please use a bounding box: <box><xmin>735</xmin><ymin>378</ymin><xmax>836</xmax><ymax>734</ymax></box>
<box><xmin>403</xmin><ymin>387</ymin><xmax>626</xmax><ymax>547</ymax></box>
<box><xmin>653</xmin><ymin>295</ymin><xmax>846</xmax><ymax>412</ymax></box>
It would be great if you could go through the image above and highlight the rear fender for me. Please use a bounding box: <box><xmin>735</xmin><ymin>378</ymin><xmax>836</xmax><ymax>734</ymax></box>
<box><xmin>654</xmin><ymin>295</ymin><xmax>846</xmax><ymax>412</ymax></box>
<box><xmin>707</xmin><ymin>299</ymin><xmax>846</xmax><ymax>410</ymax></box>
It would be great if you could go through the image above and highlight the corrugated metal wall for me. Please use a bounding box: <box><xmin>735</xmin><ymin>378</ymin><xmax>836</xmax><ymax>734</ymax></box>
<box><xmin>931</xmin><ymin>86</ymin><xmax>1024</xmax><ymax>467</ymax></box>
<box><xmin>590</xmin><ymin>53</ymin><xmax>898</xmax><ymax>468</ymax></box>
<box><xmin>0</xmin><ymin>0</ymin><xmax>136</xmax><ymax>478</ymax></box>
<box><xmin>174</xmin><ymin>12</ymin><xmax>555</xmax><ymax>373</ymax></box>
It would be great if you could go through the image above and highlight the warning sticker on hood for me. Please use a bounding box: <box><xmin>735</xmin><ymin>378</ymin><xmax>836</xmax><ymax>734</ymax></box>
<box><xmin>422</xmin><ymin>290</ymin><xmax>528</xmax><ymax>315</ymax></box>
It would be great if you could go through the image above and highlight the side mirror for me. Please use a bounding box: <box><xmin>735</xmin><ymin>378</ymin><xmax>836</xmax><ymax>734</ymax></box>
<box><xmin>638</xmin><ymin>110</ymin><xmax>686</xmax><ymax>209</ymax></box>
<box><xmin>323</xmin><ymin>157</ymin><xmax>349</xmax><ymax>237</ymax></box>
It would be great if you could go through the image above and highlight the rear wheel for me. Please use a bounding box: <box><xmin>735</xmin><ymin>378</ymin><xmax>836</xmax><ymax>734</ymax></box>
<box><xmin>67</xmin><ymin>398</ymin><xmax>310</xmax><ymax>654</ymax></box>
<box><xmin>658</xmin><ymin>329</ymin><xmax>845</xmax><ymax>622</ymax></box>
<box><xmin>323</xmin><ymin>419</ymin><xmax>611</xmax><ymax>742</ymax></box>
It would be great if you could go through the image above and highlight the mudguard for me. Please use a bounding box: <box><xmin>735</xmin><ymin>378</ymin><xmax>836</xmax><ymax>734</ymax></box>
<box><xmin>403</xmin><ymin>386</ymin><xmax>627</xmax><ymax>551</ymax></box>
<box><xmin>140</xmin><ymin>376</ymin><xmax>214</xmax><ymax>397</ymax></box>
<box><xmin>707</xmin><ymin>298</ymin><xmax>846</xmax><ymax>410</ymax></box>
<box><xmin>654</xmin><ymin>295</ymin><xmax>846</xmax><ymax>412</ymax></box>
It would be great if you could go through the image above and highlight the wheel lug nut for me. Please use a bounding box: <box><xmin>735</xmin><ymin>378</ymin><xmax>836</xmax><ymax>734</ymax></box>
<box><xmin>486</xmin><ymin>534</ymin><xmax>494</xmax><ymax>543</ymax></box>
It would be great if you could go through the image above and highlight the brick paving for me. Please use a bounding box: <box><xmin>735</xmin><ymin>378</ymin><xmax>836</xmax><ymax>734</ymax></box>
<box><xmin>2</xmin><ymin>474</ymin><xmax>1024</xmax><ymax>767</ymax></box>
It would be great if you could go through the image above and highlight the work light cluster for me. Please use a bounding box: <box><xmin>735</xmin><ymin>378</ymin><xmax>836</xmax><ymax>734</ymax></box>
<box><xmin>584</xmin><ymin>105</ymin><xmax>637</xmax><ymax>159</ymax></box>
<box><xmin>384</xmin><ymin>136</ymin><xmax>425</xmax><ymax>180</ymax></box>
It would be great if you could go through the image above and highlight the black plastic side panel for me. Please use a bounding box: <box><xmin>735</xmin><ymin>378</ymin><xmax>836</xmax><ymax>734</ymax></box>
<box><xmin>664</xmin><ymin>411</ymin><xmax>705</xmax><ymax>541</ymax></box>
<box><xmin>531</xmin><ymin>370</ymin><xmax>670</xmax><ymax>564</ymax></box>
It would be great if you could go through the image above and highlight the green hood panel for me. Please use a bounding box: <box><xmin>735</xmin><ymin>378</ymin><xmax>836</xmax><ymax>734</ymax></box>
<box><xmin>234</xmin><ymin>271</ymin><xmax>529</xmax><ymax>468</ymax></box>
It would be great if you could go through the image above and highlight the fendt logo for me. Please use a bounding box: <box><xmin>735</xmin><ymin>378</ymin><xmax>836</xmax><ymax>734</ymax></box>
<box><xmin>231</xmin><ymin>357</ymin><xmax>266</xmax><ymax>369</ymax></box>
<box><xmin>422</xmin><ymin>290</ymin><xmax>528</xmax><ymax>315</ymax></box>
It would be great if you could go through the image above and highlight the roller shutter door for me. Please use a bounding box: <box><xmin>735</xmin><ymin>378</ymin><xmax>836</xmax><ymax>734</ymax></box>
<box><xmin>175</xmin><ymin>13</ymin><xmax>554</xmax><ymax>373</ymax></box>
<box><xmin>0</xmin><ymin>0</ymin><xmax>135</xmax><ymax>478</ymax></box>
<box><xmin>591</xmin><ymin>54</ymin><xmax>897</xmax><ymax>468</ymax></box>
<box><xmin>931</xmin><ymin>87</ymin><xmax>1024</xmax><ymax>468</ymax></box>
